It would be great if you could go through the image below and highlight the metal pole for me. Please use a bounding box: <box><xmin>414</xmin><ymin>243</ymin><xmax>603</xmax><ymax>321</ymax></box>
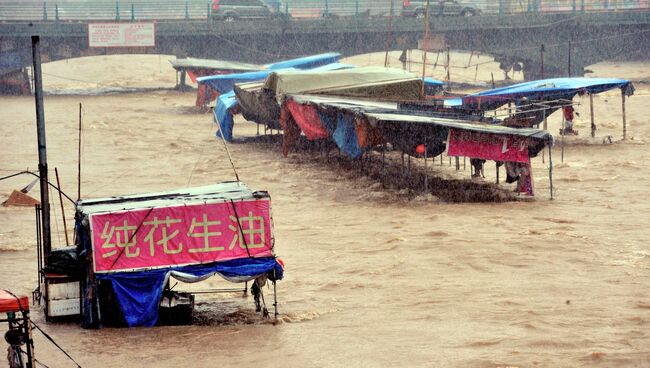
<box><xmin>549</xmin><ymin>145</ymin><xmax>554</xmax><ymax>200</ymax></box>
<box><xmin>569</xmin><ymin>41</ymin><xmax>571</xmax><ymax>78</ymax></box>
<box><xmin>496</xmin><ymin>162</ymin><xmax>500</xmax><ymax>184</ymax></box>
<box><xmin>384</xmin><ymin>0</ymin><xmax>394</xmax><ymax>67</ymax></box>
<box><xmin>549</xmin><ymin>116</ymin><xmax>566</xmax><ymax>163</ymax></box>
<box><xmin>421</xmin><ymin>0</ymin><xmax>431</xmax><ymax>97</ymax></box>
<box><xmin>622</xmin><ymin>89</ymin><xmax>627</xmax><ymax>140</ymax></box>
<box><xmin>55</xmin><ymin>168</ymin><xmax>69</xmax><ymax>246</ymax></box>
<box><xmin>455</xmin><ymin>156</ymin><xmax>460</xmax><ymax>171</ymax></box>
<box><xmin>424</xmin><ymin>146</ymin><xmax>428</xmax><ymax>192</ymax></box>
<box><xmin>590</xmin><ymin>93</ymin><xmax>595</xmax><ymax>138</ymax></box>
<box><xmin>77</xmin><ymin>103</ymin><xmax>82</xmax><ymax>201</ymax></box>
<box><xmin>446</xmin><ymin>45</ymin><xmax>451</xmax><ymax>90</ymax></box>
<box><xmin>539</xmin><ymin>44</ymin><xmax>545</xmax><ymax>79</ymax></box>
<box><xmin>32</xmin><ymin>36</ymin><xmax>52</xmax><ymax>262</ymax></box>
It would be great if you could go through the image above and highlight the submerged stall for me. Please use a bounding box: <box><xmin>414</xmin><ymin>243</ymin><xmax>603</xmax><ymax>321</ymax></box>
<box><xmin>74</xmin><ymin>182</ymin><xmax>284</xmax><ymax>328</ymax></box>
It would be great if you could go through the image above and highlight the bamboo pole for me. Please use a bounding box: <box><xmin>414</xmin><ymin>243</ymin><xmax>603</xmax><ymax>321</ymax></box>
<box><xmin>54</xmin><ymin>168</ymin><xmax>69</xmax><ymax>246</ymax></box>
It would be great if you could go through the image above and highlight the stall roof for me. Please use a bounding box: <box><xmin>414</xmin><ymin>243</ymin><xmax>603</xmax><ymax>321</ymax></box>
<box><xmin>169</xmin><ymin>58</ymin><xmax>261</xmax><ymax>72</ymax></box>
<box><xmin>0</xmin><ymin>290</ymin><xmax>29</xmax><ymax>313</ymax></box>
<box><xmin>445</xmin><ymin>77</ymin><xmax>634</xmax><ymax>110</ymax></box>
<box><xmin>265</xmin><ymin>52</ymin><xmax>341</xmax><ymax>71</ymax></box>
<box><xmin>77</xmin><ymin>182</ymin><xmax>256</xmax><ymax>215</ymax></box>
<box><xmin>365</xmin><ymin>112</ymin><xmax>553</xmax><ymax>142</ymax></box>
<box><xmin>265</xmin><ymin>67</ymin><xmax>424</xmax><ymax>100</ymax></box>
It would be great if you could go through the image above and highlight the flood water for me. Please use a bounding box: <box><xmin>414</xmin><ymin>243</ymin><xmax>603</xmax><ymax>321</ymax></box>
<box><xmin>1</xmin><ymin>53</ymin><xmax>649</xmax><ymax>367</ymax></box>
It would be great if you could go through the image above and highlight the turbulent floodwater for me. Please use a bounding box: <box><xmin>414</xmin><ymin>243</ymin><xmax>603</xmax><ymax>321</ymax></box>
<box><xmin>1</xmin><ymin>54</ymin><xmax>649</xmax><ymax>367</ymax></box>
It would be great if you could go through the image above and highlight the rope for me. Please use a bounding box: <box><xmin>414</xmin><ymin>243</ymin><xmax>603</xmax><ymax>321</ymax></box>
<box><xmin>229</xmin><ymin>199</ymin><xmax>251</xmax><ymax>258</ymax></box>
<box><xmin>215</xmin><ymin>119</ymin><xmax>240</xmax><ymax>183</ymax></box>
<box><xmin>0</xmin><ymin>170</ymin><xmax>76</xmax><ymax>205</ymax></box>
<box><xmin>29</xmin><ymin>320</ymin><xmax>82</xmax><ymax>368</ymax></box>
<box><xmin>109</xmin><ymin>207</ymin><xmax>155</xmax><ymax>269</ymax></box>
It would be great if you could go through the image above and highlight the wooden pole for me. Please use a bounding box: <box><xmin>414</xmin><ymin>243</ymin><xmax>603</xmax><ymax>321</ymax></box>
<box><xmin>421</xmin><ymin>0</ymin><xmax>431</xmax><ymax>97</ymax></box>
<box><xmin>622</xmin><ymin>89</ymin><xmax>627</xmax><ymax>140</ymax></box>
<box><xmin>590</xmin><ymin>93</ymin><xmax>595</xmax><ymax>138</ymax></box>
<box><xmin>77</xmin><ymin>103</ymin><xmax>82</xmax><ymax>201</ymax></box>
<box><xmin>54</xmin><ymin>168</ymin><xmax>69</xmax><ymax>246</ymax></box>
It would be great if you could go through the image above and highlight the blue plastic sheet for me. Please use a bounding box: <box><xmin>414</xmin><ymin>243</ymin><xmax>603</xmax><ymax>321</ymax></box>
<box><xmin>96</xmin><ymin>257</ymin><xmax>284</xmax><ymax>327</ymax></box>
<box><xmin>214</xmin><ymin>90</ymin><xmax>238</xmax><ymax>141</ymax></box>
<box><xmin>198</xmin><ymin>70</ymin><xmax>274</xmax><ymax>95</ymax></box>
<box><xmin>266</xmin><ymin>53</ymin><xmax>341</xmax><ymax>71</ymax></box>
<box><xmin>332</xmin><ymin>113</ymin><xmax>363</xmax><ymax>159</ymax></box>
<box><xmin>445</xmin><ymin>77</ymin><xmax>633</xmax><ymax>110</ymax></box>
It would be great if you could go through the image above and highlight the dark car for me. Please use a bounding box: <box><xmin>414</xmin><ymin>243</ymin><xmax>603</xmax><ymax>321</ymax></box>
<box><xmin>402</xmin><ymin>0</ymin><xmax>481</xmax><ymax>18</ymax></box>
<box><xmin>212</xmin><ymin>0</ymin><xmax>280</xmax><ymax>21</ymax></box>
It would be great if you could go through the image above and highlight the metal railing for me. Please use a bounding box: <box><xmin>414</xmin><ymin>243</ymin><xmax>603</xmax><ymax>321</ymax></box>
<box><xmin>0</xmin><ymin>0</ymin><xmax>647</xmax><ymax>22</ymax></box>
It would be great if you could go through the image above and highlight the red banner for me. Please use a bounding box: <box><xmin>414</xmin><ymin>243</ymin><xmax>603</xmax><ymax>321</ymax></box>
<box><xmin>90</xmin><ymin>199</ymin><xmax>273</xmax><ymax>273</ymax></box>
<box><xmin>447</xmin><ymin>129</ymin><xmax>530</xmax><ymax>163</ymax></box>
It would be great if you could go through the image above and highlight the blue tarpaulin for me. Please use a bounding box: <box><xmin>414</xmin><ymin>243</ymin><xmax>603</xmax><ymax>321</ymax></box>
<box><xmin>96</xmin><ymin>257</ymin><xmax>284</xmax><ymax>327</ymax></box>
<box><xmin>197</xmin><ymin>53</ymin><xmax>343</xmax><ymax>94</ymax></box>
<box><xmin>444</xmin><ymin>77</ymin><xmax>634</xmax><ymax>110</ymax></box>
<box><xmin>198</xmin><ymin>70</ymin><xmax>274</xmax><ymax>95</ymax></box>
<box><xmin>332</xmin><ymin>112</ymin><xmax>363</xmax><ymax>158</ymax></box>
<box><xmin>214</xmin><ymin>91</ymin><xmax>238</xmax><ymax>141</ymax></box>
<box><xmin>265</xmin><ymin>52</ymin><xmax>341</xmax><ymax>71</ymax></box>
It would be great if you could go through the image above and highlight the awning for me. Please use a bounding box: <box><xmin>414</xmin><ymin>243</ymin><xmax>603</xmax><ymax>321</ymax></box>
<box><xmin>445</xmin><ymin>77</ymin><xmax>635</xmax><ymax>110</ymax></box>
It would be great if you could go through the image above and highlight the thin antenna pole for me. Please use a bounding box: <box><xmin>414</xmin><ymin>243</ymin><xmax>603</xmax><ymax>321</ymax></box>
<box><xmin>54</xmin><ymin>168</ymin><xmax>69</xmax><ymax>246</ymax></box>
<box><xmin>384</xmin><ymin>0</ymin><xmax>394</xmax><ymax>67</ymax></box>
<box><xmin>77</xmin><ymin>103</ymin><xmax>82</xmax><ymax>202</ymax></box>
<box><xmin>446</xmin><ymin>45</ymin><xmax>451</xmax><ymax>90</ymax></box>
<box><xmin>421</xmin><ymin>0</ymin><xmax>431</xmax><ymax>97</ymax></box>
<box><xmin>539</xmin><ymin>44</ymin><xmax>545</xmax><ymax>79</ymax></box>
<box><xmin>216</xmin><ymin>127</ymin><xmax>240</xmax><ymax>182</ymax></box>
<box><xmin>32</xmin><ymin>35</ymin><xmax>51</xmax><ymax>260</ymax></box>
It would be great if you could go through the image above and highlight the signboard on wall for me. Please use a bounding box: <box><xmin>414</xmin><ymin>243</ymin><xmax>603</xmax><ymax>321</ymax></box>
<box><xmin>88</xmin><ymin>23</ymin><xmax>155</xmax><ymax>48</ymax></box>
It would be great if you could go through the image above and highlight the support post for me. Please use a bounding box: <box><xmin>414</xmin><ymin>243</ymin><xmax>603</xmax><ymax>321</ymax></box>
<box><xmin>115</xmin><ymin>1</ymin><xmax>120</xmax><ymax>21</ymax></box>
<box><xmin>55</xmin><ymin>168</ymin><xmax>69</xmax><ymax>246</ymax></box>
<box><xmin>549</xmin><ymin>146</ymin><xmax>554</xmax><ymax>200</ymax></box>
<box><xmin>185</xmin><ymin>1</ymin><xmax>189</xmax><ymax>20</ymax></box>
<box><xmin>43</xmin><ymin>2</ymin><xmax>47</xmax><ymax>21</ymax></box>
<box><xmin>455</xmin><ymin>156</ymin><xmax>460</xmax><ymax>171</ymax></box>
<box><xmin>32</xmin><ymin>36</ymin><xmax>52</xmax><ymax>262</ymax></box>
<box><xmin>496</xmin><ymin>162</ymin><xmax>500</xmax><ymax>184</ymax></box>
<box><xmin>55</xmin><ymin>4</ymin><xmax>59</xmax><ymax>22</ymax></box>
<box><xmin>424</xmin><ymin>146</ymin><xmax>428</xmax><ymax>192</ymax></box>
<box><xmin>590</xmin><ymin>93</ymin><xmax>595</xmax><ymax>138</ymax></box>
<box><xmin>622</xmin><ymin>89</ymin><xmax>627</xmax><ymax>140</ymax></box>
<box><xmin>131</xmin><ymin>3</ymin><xmax>135</xmax><ymax>21</ymax></box>
<box><xmin>78</xmin><ymin>103</ymin><xmax>82</xmax><ymax>201</ymax></box>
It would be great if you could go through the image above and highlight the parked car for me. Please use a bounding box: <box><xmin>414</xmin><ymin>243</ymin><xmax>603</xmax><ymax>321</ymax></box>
<box><xmin>212</xmin><ymin>0</ymin><xmax>282</xmax><ymax>21</ymax></box>
<box><xmin>402</xmin><ymin>0</ymin><xmax>481</xmax><ymax>18</ymax></box>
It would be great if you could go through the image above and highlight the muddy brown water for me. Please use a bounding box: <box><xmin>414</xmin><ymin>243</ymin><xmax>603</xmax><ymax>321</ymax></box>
<box><xmin>1</xmin><ymin>55</ymin><xmax>649</xmax><ymax>367</ymax></box>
